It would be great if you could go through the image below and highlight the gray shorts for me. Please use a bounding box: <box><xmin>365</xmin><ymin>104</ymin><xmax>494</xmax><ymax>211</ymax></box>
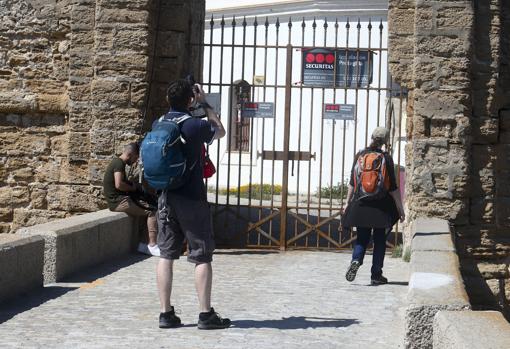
<box><xmin>157</xmin><ymin>191</ymin><xmax>215</xmax><ymax>264</ymax></box>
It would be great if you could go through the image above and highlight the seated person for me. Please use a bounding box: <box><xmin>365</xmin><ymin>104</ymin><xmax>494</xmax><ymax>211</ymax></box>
<box><xmin>103</xmin><ymin>142</ymin><xmax>160</xmax><ymax>256</ymax></box>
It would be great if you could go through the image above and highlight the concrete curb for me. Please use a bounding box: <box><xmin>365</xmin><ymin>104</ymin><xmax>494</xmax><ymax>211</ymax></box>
<box><xmin>18</xmin><ymin>210</ymin><xmax>137</xmax><ymax>284</ymax></box>
<box><xmin>433</xmin><ymin>310</ymin><xmax>510</xmax><ymax>349</ymax></box>
<box><xmin>0</xmin><ymin>235</ymin><xmax>45</xmax><ymax>304</ymax></box>
<box><xmin>405</xmin><ymin>217</ymin><xmax>470</xmax><ymax>349</ymax></box>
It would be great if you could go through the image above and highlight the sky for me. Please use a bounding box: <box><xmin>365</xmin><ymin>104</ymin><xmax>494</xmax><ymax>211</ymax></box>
<box><xmin>206</xmin><ymin>0</ymin><xmax>303</xmax><ymax>10</ymax></box>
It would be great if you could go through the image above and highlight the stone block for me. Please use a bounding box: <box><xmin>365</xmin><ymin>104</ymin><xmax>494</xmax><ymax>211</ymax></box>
<box><xmin>11</xmin><ymin>208</ymin><xmax>67</xmax><ymax>232</ymax></box>
<box><xmin>95</xmin><ymin>8</ymin><xmax>149</xmax><ymax>25</ymax></box>
<box><xmin>414</xmin><ymin>6</ymin><xmax>433</xmax><ymax>31</ymax></box>
<box><xmin>433</xmin><ymin>311</ymin><xmax>510</xmax><ymax>349</ymax></box>
<box><xmin>70</xmin><ymin>5</ymin><xmax>95</xmax><ymax>31</ymax></box>
<box><xmin>47</xmin><ymin>184</ymin><xmax>105</xmax><ymax>212</ymax></box>
<box><xmin>436</xmin><ymin>5</ymin><xmax>474</xmax><ymax>30</ymax></box>
<box><xmin>97</xmin><ymin>0</ymin><xmax>151</xmax><ymax>10</ymax></box>
<box><xmin>129</xmin><ymin>82</ymin><xmax>148</xmax><ymax>108</ymax></box>
<box><xmin>90</xmin><ymin>129</ymin><xmax>115</xmax><ymax>155</ymax></box>
<box><xmin>91</xmin><ymin>79</ymin><xmax>130</xmax><ymax>108</ymax></box>
<box><xmin>0</xmin><ymin>235</ymin><xmax>44</xmax><ymax>303</ymax></box>
<box><xmin>36</xmin><ymin>94</ymin><xmax>68</xmax><ymax>113</ymax></box>
<box><xmin>94</xmin><ymin>54</ymin><xmax>149</xmax><ymax>80</ymax></box>
<box><xmin>0</xmin><ymin>132</ymin><xmax>50</xmax><ymax>156</ymax></box>
<box><xmin>406</xmin><ymin>249</ymin><xmax>470</xmax><ymax>349</ymax></box>
<box><xmin>17</xmin><ymin>210</ymin><xmax>136</xmax><ymax>283</ymax></box>
<box><xmin>415</xmin><ymin>35</ymin><xmax>470</xmax><ymax>58</ymax></box>
<box><xmin>67</xmin><ymin>132</ymin><xmax>90</xmax><ymax>161</ymax></box>
<box><xmin>60</xmin><ymin>160</ymin><xmax>89</xmax><ymax>184</ymax></box>
<box><xmin>94</xmin><ymin>27</ymin><xmax>150</xmax><ymax>52</ymax></box>
<box><xmin>29</xmin><ymin>184</ymin><xmax>47</xmax><ymax>210</ymax></box>
<box><xmin>89</xmin><ymin>158</ymin><xmax>111</xmax><ymax>185</ymax></box>
<box><xmin>50</xmin><ymin>134</ymin><xmax>69</xmax><ymax>157</ymax></box>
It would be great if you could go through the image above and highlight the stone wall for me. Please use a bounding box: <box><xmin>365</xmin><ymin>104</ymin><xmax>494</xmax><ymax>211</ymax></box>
<box><xmin>0</xmin><ymin>0</ymin><xmax>205</xmax><ymax>233</ymax></box>
<box><xmin>388</xmin><ymin>0</ymin><xmax>510</xmax><ymax>319</ymax></box>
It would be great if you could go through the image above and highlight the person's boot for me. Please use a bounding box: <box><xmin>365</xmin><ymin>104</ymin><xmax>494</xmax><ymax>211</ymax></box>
<box><xmin>345</xmin><ymin>260</ymin><xmax>360</xmax><ymax>282</ymax></box>
<box><xmin>159</xmin><ymin>306</ymin><xmax>182</xmax><ymax>328</ymax></box>
<box><xmin>371</xmin><ymin>275</ymin><xmax>388</xmax><ymax>285</ymax></box>
<box><xmin>197</xmin><ymin>307</ymin><xmax>231</xmax><ymax>330</ymax></box>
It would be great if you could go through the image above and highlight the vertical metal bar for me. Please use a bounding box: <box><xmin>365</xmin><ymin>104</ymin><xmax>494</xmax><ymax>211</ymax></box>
<box><xmin>364</xmin><ymin>19</ymin><xmax>373</xmax><ymax>148</ymax></box>
<box><xmin>280</xmin><ymin>43</ymin><xmax>293</xmax><ymax>250</ymax></box>
<box><xmin>397</xmin><ymin>83</ymin><xmax>404</xmax><ymax>247</ymax></box>
<box><xmin>341</xmin><ymin>19</ymin><xmax>350</xmax><ymax>244</ymax></box>
<box><xmin>257</xmin><ymin>17</ymin><xmax>270</xmax><ymax>246</ymax></box>
<box><xmin>215</xmin><ymin>16</ymin><xmax>225</xmax><ymax>209</ymax></box>
<box><xmin>305</xmin><ymin>17</ymin><xmax>317</xmax><ymax>249</ymax></box>
<box><xmin>248</xmin><ymin>17</ymin><xmax>258</xmax><ymax>206</ymax></box>
<box><xmin>268</xmin><ymin>18</ymin><xmax>280</xmax><ymax>243</ymax></box>
<box><xmin>352</xmin><ymin>19</ymin><xmax>361</xmax><ymax>159</ymax></box>
<box><xmin>294</xmin><ymin>18</ymin><xmax>306</xmax><ymax>245</ymax></box>
<box><xmin>377</xmin><ymin>20</ymin><xmax>384</xmax><ymax>127</ymax></box>
<box><xmin>328</xmin><ymin>18</ymin><xmax>339</xmax><ymax>246</ymax></box>
<box><xmin>205</xmin><ymin>15</ymin><xmax>214</xmax><ymax>194</ymax></box>
<box><xmin>226</xmin><ymin>16</ymin><xmax>237</xmax><ymax>208</ymax></box>
<box><xmin>236</xmin><ymin>17</ymin><xmax>247</xmax><ymax>208</ymax></box>
<box><xmin>316</xmin><ymin>18</ymin><xmax>328</xmax><ymax>248</ymax></box>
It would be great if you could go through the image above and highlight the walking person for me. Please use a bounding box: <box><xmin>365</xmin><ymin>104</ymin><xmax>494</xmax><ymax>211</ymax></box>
<box><xmin>342</xmin><ymin>127</ymin><xmax>405</xmax><ymax>285</ymax></box>
<box><xmin>103</xmin><ymin>143</ymin><xmax>160</xmax><ymax>256</ymax></box>
<box><xmin>147</xmin><ymin>79</ymin><xmax>230</xmax><ymax>329</ymax></box>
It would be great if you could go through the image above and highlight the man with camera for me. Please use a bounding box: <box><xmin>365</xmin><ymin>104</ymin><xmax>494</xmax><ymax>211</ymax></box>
<box><xmin>103</xmin><ymin>142</ymin><xmax>160</xmax><ymax>256</ymax></box>
<box><xmin>153</xmin><ymin>79</ymin><xmax>229</xmax><ymax>329</ymax></box>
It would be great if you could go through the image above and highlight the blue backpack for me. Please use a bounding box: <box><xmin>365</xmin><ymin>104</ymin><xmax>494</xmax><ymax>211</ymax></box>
<box><xmin>141</xmin><ymin>112</ymin><xmax>193</xmax><ymax>190</ymax></box>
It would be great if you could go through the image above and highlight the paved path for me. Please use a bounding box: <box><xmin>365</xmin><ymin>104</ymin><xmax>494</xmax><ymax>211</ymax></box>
<box><xmin>0</xmin><ymin>251</ymin><xmax>408</xmax><ymax>349</ymax></box>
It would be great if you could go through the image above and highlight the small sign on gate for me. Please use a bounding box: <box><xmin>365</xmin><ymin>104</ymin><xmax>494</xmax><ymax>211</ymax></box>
<box><xmin>241</xmin><ymin>102</ymin><xmax>274</xmax><ymax>118</ymax></box>
<box><xmin>323</xmin><ymin>103</ymin><xmax>356</xmax><ymax>121</ymax></box>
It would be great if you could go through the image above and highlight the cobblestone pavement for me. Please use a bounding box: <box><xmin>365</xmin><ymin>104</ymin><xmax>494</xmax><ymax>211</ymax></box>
<box><xmin>0</xmin><ymin>250</ymin><xmax>408</xmax><ymax>349</ymax></box>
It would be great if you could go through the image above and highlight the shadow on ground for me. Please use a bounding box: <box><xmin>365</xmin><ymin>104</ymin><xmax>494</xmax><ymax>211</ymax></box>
<box><xmin>0</xmin><ymin>253</ymin><xmax>149</xmax><ymax>324</ymax></box>
<box><xmin>232</xmin><ymin>316</ymin><xmax>359</xmax><ymax>329</ymax></box>
<box><xmin>214</xmin><ymin>250</ymin><xmax>279</xmax><ymax>255</ymax></box>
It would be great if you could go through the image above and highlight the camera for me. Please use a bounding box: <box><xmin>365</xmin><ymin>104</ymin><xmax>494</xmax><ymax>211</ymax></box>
<box><xmin>185</xmin><ymin>74</ymin><xmax>200</xmax><ymax>94</ymax></box>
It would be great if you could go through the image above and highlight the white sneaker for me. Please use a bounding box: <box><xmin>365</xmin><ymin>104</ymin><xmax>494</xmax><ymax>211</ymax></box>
<box><xmin>137</xmin><ymin>242</ymin><xmax>150</xmax><ymax>255</ymax></box>
<box><xmin>148</xmin><ymin>244</ymin><xmax>161</xmax><ymax>257</ymax></box>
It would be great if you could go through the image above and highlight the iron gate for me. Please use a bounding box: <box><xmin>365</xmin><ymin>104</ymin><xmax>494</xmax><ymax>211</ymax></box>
<box><xmin>194</xmin><ymin>15</ymin><xmax>406</xmax><ymax>250</ymax></box>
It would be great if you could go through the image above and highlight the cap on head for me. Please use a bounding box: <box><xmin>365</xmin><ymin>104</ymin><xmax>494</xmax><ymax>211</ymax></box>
<box><xmin>371</xmin><ymin>127</ymin><xmax>389</xmax><ymax>141</ymax></box>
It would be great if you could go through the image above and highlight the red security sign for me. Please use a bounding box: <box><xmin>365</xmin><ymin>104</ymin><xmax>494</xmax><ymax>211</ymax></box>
<box><xmin>302</xmin><ymin>48</ymin><xmax>335</xmax><ymax>87</ymax></box>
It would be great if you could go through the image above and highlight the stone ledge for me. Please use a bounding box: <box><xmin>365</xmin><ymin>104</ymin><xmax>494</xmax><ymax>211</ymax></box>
<box><xmin>405</xmin><ymin>218</ymin><xmax>470</xmax><ymax>349</ymax></box>
<box><xmin>433</xmin><ymin>310</ymin><xmax>510</xmax><ymax>349</ymax></box>
<box><xmin>0</xmin><ymin>235</ymin><xmax>44</xmax><ymax>304</ymax></box>
<box><xmin>18</xmin><ymin>210</ymin><xmax>137</xmax><ymax>284</ymax></box>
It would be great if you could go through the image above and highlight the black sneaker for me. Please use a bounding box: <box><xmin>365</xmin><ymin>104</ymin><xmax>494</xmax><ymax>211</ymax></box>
<box><xmin>197</xmin><ymin>307</ymin><xmax>231</xmax><ymax>330</ymax></box>
<box><xmin>371</xmin><ymin>275</ymin><xmax>388</xmax><ymax>285</ymax></box>
<box><xmin>345</xmin><ymin>260</ymin><xmax>360</xmax><ymax>282</ymax></box>
<box><xmin>159</xmin><ymin>306</ymin><xmax>182</xmax><ymax>328</ymax></box>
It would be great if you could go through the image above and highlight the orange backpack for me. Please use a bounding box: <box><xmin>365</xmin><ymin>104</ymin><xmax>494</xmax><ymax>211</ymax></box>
<box><xmin>353</xmin><ymin>151</ymin><xmax>391</xmax><ymax>201</ymax></box>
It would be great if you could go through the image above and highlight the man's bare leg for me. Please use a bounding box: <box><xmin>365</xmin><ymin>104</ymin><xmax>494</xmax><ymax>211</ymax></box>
<box><xmin>195</xmin><ymin>262</ymin><xmax>212</xmax><ymax>313</ymax></box>
<box><xmin>147</xmin><ymin>214</ymin><xmax>158</xmax><ymax>246</ymax></box>
<box><xmin>157</xmin><ymin>258</ymin><xmax>174</xmax><ymax>312</ymax></box>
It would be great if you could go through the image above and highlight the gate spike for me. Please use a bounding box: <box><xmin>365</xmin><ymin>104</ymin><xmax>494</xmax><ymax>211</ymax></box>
<box><xmin>276</xmin><ymin>17</ymin><xmax>280</xmax><ymax>28</ymax></box>
<box><xmin>379</xmin><ymin>19</ymin><xmax>384</xmax><ymax>31</ymax></box>
<box><xmin>288</xmin><ymin>17</ymin><xmax>292</xmax><ymax>28</ymax></box>
<box><xmin>346</xmin><ymin>17</ymin><xmax>350</xmax><ymax>29</ymax></box>
<box><xmin>301</xmin><ymin>17</ymin><xmax>306</xmax><ymax>28</ymax></box>
<box><xmin>209</xmin><ymin>14</ymin><xmax>214</xmax><ymax>28</ymax></box>
<box><xmin>253</xmin><ymin>16</ymin><xmax>258</xmax><ymax>27</ymax></box>
<box><xmin>312</xmin><ymin>17</ymin><xmax>317</xmax><ymax>29</ymax></box>
<box><xmin>232</xmin><ymin>15</ymin><xmax>236</xmax><ymax>27</ymax></box>
<box><xmin>357</xmin><ymin>18</ymin><xmax>361</xmax><ymax>29</ymax></box>
<box><xmin>242</xmin><ymin>16</ymin><xmax>247</xmax><ymax>27</ymax></box>
<box><xmin>221</xmin><ymin>15</ymin><xmax>225</xmax><ymax>27</ymax></box>
<box><xmin>265</xmin><ymin>16</ymin><xmax>269</xmax><ymax>28</ymax></box>
<box><xmin>368</xmin><ymin>18</ymin><xmax>372</xmax><ymax>30</ymax></box>
<box><xmin>324</xmin><ymin>18</ymin><xmax>328</xmax><ymax>29</ymax></box>
<box><xmin>334</xmin><ymin>18</ymin><xmax>339</xmax><ymax>29</ymax></box>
